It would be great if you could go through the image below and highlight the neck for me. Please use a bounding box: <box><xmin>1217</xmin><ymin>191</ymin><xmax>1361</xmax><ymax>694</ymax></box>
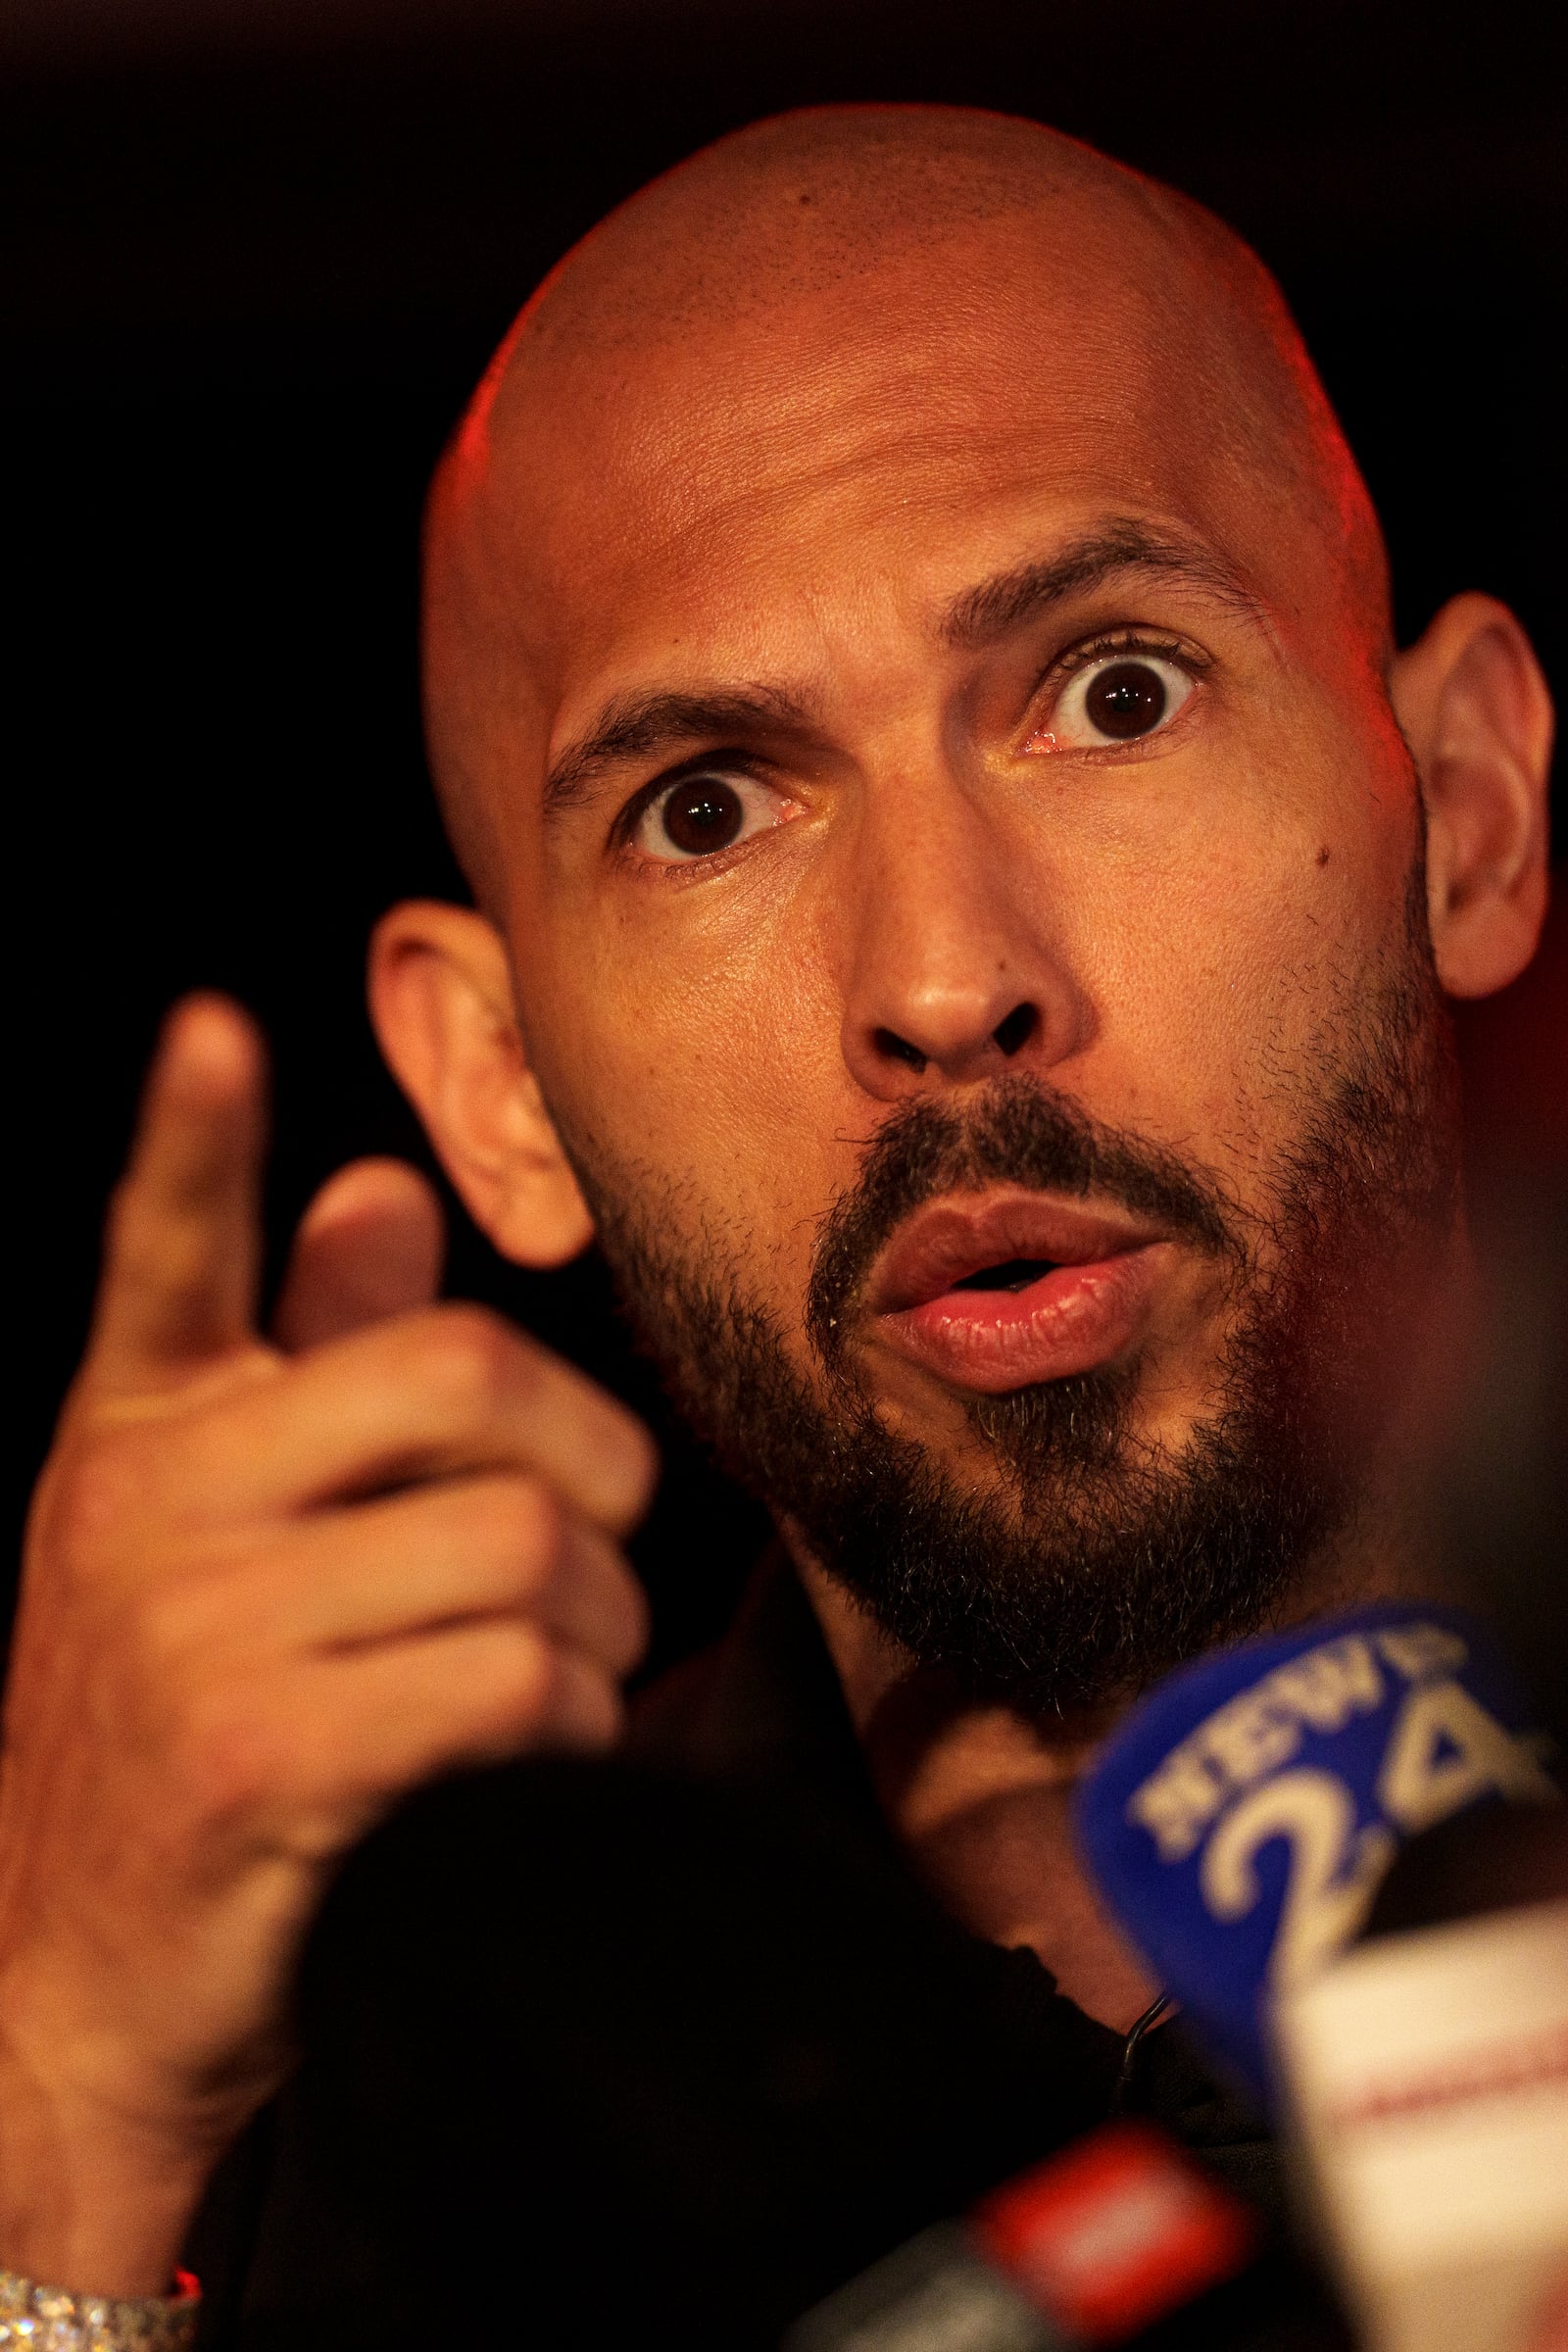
<box><xmin>790</xmin><ymin>1491</ymin><xmax>1446</xmax><ymax>2034</ymax></box>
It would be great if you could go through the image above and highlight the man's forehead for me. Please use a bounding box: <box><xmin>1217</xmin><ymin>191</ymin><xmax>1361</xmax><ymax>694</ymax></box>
<box><xmin>423</xmin><ymin>107</ymin><xmax>1386</xmax><ymax>875</ymax></box>
<box><xmin>482</xmin><ymin>251</ymin><xmax>1287</xmax><ymax>675</ymax></box>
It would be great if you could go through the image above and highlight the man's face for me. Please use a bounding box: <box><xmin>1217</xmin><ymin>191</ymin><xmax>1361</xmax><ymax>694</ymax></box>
<box><xmin>457</xmin><ymin>221</ymin><xmax>1458</xmax><ymax>1709</ymax></box>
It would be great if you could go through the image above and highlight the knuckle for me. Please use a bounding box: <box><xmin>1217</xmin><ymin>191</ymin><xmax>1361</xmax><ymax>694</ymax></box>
<box><xmin>477</xmin><ymin>1477</ymin><xmax>560</xmax><ymax>1574</ymax></box>
<box><xmin>546</xmin><ymin>1654</ymin><xmax>624</xmax><ymax>1750</ymax></box>
<box><xmin>612</xmin><ymin>1563</ymin><xmax>652</xmax><ymax>1658</ymax></box>
<box><xmin>129</xmin><ymin>1569</ymin><xmax>234</xmax><ymax>1681</ymax></box>
<box><xmin>611</xmin><ymin>1418</ymin><xmax>661</xmax><ymax>1519</ymax></box>
<box><xmin>173</xmin><ymin>1687</ymin><xmax>279</xmax><ymax>1826</ymax></box>
<box><xmin>510</xmin><ymin>1626</ymin><xmax>562</xmax><ymax>1713</ymax></box>
<box><xmin>44</xmin><ymin>1434</ymin><xmax>158</xmax><ymax>1588</ymax></box>
<box><xmin>589</xmin><ymin>1427</ymin><xmax>661</xmax><ymax>1537</ymax></box>
<box><xmin>415</xmin><ymin>1303</ymin><xmax>528</xmax><ymax>1418</ymax></box>
<box><xmin>468</xmin><ymin>1625</ymin><xmax>557</xmax><ymax>1739</ymax></box>
<box><xmin>488</xmin><ymin>1631</ymin><xmax>619</xmax><ymax>1748</ymax></box>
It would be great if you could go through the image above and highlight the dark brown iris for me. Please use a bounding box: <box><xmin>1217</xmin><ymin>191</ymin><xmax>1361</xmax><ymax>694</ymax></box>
<box><xmin>1085</xmin><ymin>659</ymin><xmax>1167</xmax><ymax>740</ymax></box>
<box><xmin>661</xmin><ymin>777</ymin><xmax>745</xmax><ymax>856</ymax></box>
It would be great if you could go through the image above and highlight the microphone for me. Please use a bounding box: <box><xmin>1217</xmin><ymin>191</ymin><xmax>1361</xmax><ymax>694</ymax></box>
<box><xmin>791</xmin><ymin>1596</ymin><xmax>1561</xmax><ymax>2352</ymax></box>
<box><xmin>786</xmin><ymin>2114</ymin><xmax>1353</xmax><ymax>2351</ymax></box>
<box><xmin>1073</xmin><ymin>1608</ymin><xmax>1566</xmax><ymax>2352</ymax></box>
<box><xmin>1268</xmin><ymin>1787</ymin><xmax>1568</xmax><ymax>2352</ymax></box>
<box><xmin>1071</xmin><ymin>1601</ymin><xmax>1558</xmax><ymax>2103</ymax></box>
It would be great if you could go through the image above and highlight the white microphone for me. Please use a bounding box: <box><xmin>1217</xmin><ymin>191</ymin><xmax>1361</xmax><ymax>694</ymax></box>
<box><xmin>1271</xmin><ymin>1818</ymin><xmax>1568</xmax><ymax>2352</ymax></box>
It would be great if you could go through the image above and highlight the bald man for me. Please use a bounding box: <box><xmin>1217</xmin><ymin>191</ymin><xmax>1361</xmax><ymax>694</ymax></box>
<box><xmin>0</xmin><ymin>104</ymin><xmax>1554</xmax><ymax>2347</ymax></box>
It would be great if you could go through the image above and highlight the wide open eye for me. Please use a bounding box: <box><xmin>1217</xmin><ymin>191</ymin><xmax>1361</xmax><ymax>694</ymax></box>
<box><xmin>1035</xmin><ymin>649</ymin><xmax>1197</xmax><ymax>751</ymax></box>
<box><xmin>633</xmin><ymin>769</ymin><xmax>799</xmax><ymax>863</ymax></box>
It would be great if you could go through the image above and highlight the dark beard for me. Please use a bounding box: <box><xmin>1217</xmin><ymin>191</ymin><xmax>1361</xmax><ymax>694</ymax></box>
<box><xmin>572</xmin><ymin>878</ymin><xmax>1460</xmax><ymax>1717</ymax></box>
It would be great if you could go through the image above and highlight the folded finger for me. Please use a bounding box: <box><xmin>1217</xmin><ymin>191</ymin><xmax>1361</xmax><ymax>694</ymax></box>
<box><xmin>177</xmin><ymin>1300</ymin><xmax>660</xmax><ymax>1535</ymax></box>
<box><xmin>272</xmin><ymin>1158</ymin><xmax>446</xmax><ymax>1353</ymax></box>
<box><xmin>281</xmin><ymin>1622</ymin><xmax>626</xmax><ymax>1813</ymax></box>
<box><xmin>241</xmin><ymin>1476</ymin><xmax>648</xmax><ymax>1677</ymax></box>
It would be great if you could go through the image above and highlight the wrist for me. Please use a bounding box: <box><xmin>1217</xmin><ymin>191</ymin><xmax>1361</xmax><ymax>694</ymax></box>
<box><xmin>0</xmin><ymin>2034</ymin><xmax>220</xmax><ymax>2300</ymax></box>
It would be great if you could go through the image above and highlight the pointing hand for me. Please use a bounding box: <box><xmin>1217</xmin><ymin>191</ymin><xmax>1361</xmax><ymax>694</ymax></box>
<box><xmin>0</xmin><ymin>996</ymin><xmax>656</xmax><ymax>2295</ymax></box>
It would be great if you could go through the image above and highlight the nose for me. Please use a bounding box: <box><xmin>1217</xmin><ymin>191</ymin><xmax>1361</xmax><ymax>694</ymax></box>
<box><xmin>837</xmin><ymin>774</ymin><xmax>1092</xmax><ymax>1102</ymax></box>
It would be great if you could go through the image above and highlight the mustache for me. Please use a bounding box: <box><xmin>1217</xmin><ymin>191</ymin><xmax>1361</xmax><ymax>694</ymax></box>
<box><xmin>806</xmin><ymin>1074</ymin><xmax>1246</xmax><ymax>1373</ymax></box>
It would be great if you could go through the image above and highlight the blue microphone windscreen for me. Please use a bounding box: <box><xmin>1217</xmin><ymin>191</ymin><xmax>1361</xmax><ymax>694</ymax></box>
<box><xmin>1073</xmin><ymin>1604</ymin><xmax>1556</xmax><ymax>2102</ymax></box>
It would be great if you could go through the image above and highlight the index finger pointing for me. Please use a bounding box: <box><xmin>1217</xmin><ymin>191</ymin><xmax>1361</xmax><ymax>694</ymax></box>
<box><xmin>85</xmin><ymin>995</ymin><xmax>270</xmax><ymax>1394</ymax></box>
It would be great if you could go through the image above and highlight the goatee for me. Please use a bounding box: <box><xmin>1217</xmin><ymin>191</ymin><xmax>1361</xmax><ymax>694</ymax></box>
<box><xmin>573</xmin><ymin>876</ymin><xmax>1460</xmax><ymax>1717</ymax></box>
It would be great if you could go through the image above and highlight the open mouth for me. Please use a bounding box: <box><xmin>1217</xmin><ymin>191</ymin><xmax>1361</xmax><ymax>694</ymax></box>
<box><xmin>862</xmin><ymin>1193</ymin><xmax>1171</xmax><ymax>1395</ymax></box>
<box><xmin>949</xmin><ymin>1256</ymin><xmax>1059</xmax><ymax>1294</ymax></box>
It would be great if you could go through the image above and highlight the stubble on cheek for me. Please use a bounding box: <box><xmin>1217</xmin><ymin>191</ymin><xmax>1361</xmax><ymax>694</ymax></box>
<box><xmin>544</xmin><ymin>841</ymin><xmax>1457</xmax><ymax>1718</ymax></box>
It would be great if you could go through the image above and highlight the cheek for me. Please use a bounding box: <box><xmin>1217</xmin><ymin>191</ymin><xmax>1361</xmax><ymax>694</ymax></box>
<box><xmin>1054</xmin><ymin>707</ymin><xmax>1423</xmax><ymax>1176</ymax></box>
<box><xmin>521</xmin><ymin>903</ymin><xmax>851</xmax><ymax>1294</ymax></box>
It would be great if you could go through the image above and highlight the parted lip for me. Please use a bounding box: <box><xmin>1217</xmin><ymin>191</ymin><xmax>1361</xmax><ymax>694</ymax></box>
<box><xmin>865</xmin><ymin>1189</ymin><xmax>1170</xmax><ymax>1317</ymax></box>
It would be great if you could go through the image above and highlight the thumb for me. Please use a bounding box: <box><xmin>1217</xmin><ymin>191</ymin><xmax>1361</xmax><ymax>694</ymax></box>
<box><xmin>272</xmin><ymin>1157</ymin><xmax>446</xmax><ymax>1352</ymax></box>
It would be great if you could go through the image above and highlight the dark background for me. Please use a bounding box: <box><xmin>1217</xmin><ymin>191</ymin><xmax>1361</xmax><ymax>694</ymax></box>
<box><xmin>5</xmin><ymin>0</ymin><xmax>1564</xmax><ymax>1668</ymax></box>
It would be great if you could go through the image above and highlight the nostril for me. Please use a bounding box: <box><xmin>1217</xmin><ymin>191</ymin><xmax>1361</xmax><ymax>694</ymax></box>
<box><xmin>873</xmin><ymin>1027</ymin><xmax>928</xmax><ymax>1072</ymax></box>
<box><xmin>992</xmin><ymin>1004</ymin><xmax>1038</xmax><ymax>1057</ymax></box>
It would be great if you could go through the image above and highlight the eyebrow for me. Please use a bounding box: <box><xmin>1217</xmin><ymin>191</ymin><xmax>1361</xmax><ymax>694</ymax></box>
<box><xmin>939</xmin><ymin>519</ymin><xmax>1270</xmax><ymax>650</ymax></box>
<box><xmin>542</xmin><ymin>519</ymin><xmax>1268</xmax><ymax>815</ymax></box>
<box><xmin>544</xmin><ymin>684</ymin><xmax>818</xmax><ymax>813</ymax></box>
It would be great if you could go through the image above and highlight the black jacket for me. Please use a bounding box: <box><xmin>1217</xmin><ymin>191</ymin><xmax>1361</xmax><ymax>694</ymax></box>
<box><xmin>190</xmin><ymin>1556</ymin><xmax>1280</xmax><ymax>2349</ymax></box>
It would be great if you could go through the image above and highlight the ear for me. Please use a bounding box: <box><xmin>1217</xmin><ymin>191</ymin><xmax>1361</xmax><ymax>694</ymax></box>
<box><xmin>1389</xmin><ymin>593</ymin><xmax>1554</xmax><ymax>1000</ymax></box>
<box><xmin>367</xmin><ymin>900</ymin><xmax>595</xmax><ymax>1267</ymax></box>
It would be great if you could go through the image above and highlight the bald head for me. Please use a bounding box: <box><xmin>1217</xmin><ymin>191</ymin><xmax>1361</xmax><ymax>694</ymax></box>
<box><xmin>423</xmin><ymin>105</ymin><xmax>1389</xmax><ymax>909</ymax></box>
<box><xmin>378</xmin><ymin>105</ymin><xmax>1551</xmax><ymax>1736</ymax></box>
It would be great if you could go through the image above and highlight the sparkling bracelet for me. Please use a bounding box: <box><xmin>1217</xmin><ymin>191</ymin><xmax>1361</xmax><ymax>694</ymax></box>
<box><xmin>0</xmin><ymin>2265</ymin><xmax>199</xmax><ymax>2350</ymax></box>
